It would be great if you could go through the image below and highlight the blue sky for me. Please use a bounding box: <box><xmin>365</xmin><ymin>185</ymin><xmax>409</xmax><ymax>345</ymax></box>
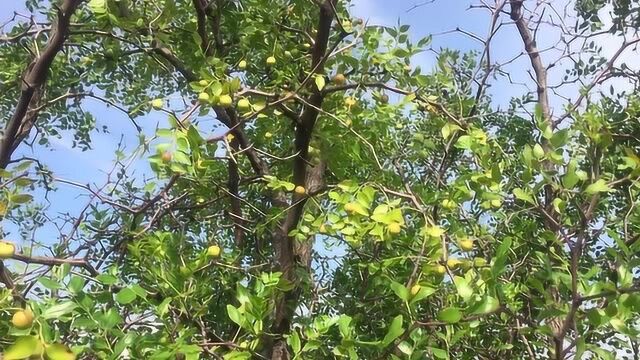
<box><xmin>0</xmin><ymin>0</ymin><xmax>637</xmax><ymax>248</ymax></box>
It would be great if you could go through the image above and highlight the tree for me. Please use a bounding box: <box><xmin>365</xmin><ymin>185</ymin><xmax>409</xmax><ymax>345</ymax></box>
<box><xmin>0</xmin><ymin>0</ymin><xmax>639</xmax><ymax>359</ymax></box>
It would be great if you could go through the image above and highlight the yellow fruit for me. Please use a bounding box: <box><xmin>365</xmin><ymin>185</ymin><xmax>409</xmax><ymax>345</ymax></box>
<box><xmin>294</xmin><ymin>186</ymin><xmax>306</xmax><ymax>195</ymax></box>
<box><xmin>490</xmin><ymin>199</ymin><xmax>502</xmax><ymax>208</ymax></box>
<box><xmin>238</xmin><ymin>60</ymin><xmax>247</xmax><ymax>70</ymax></box>
<box><xmin>447</xmin><ymin>258</ymin><xmax>462</xmax><ymax>269</ymax></box>
<box><xmin>198</xmin><ymin>80</ymin><xmax>208</xmax><ymax>86</ymax></box>
<box><xmin>219</xmin><ymin>94</ymin><xmax>233</xmax><ymax>107</ymax></box>
<box><xmin>198</xmin><ymin>92</ymin><xmax>210</xmax><ymax>104</ymax></box>
<box><xmin>303</xmin><ymin>43</ymin><xmax>311</xmax><ymax>49</ymax></box>
<box><xmin>459</xmin><ymin>238</ymin><xmax>474</xmax><ymax>252</ymax></box>
<box><xmin>12</xmin><ymin>309</ymin><xmax>33</xmax><ymax>329</ymax></box>
<box><xmin>441</xmin><ymin>199</ymin><xmax>456</xmax><ymax>209</ymax></box>
<box><xmin>266</xmin><ymin>56</ymin><xmax>276</xmax><ymax>66</ymax></box>
<box><xmin>207</xmin><ymin>245</ymin><xmax>221</xmax><ymax>257</ymax></box>
<box><xmin>410</xmin><ymin>284</ymin><xmax>421</xmax><ymax>296</ymax></box>
<box><xmin>344</xmin><ymin>97</ymin><xmax>357</xmax><ymax>107</ymax></box>
<box><xmin>332</xmin><ymin>73</ymin><xmax>346</xmax><ymax>85</ymax></box>
<box><xmin>387</xmin><ymin>222</ymin><xmax>402</xmax><ymax>234</ymax></box>
<box><xmin>265</xmin><ymin>132</ymin><xmax>273</xmax><ymax>139</ymax></box>
<box><xmin>151</xmin><ymin>99</ymin><xmax>164</xmax><ymax>110</ymax></box>
<box><xmin>161</xmin><ymin>151</ymin><xmax>172</xmax><ymax>163</ymax></box>
<box><xmin>237</xmin><ymin>98</ymin><xmax>251</xmax><ymax>111</ymax></box>
<box><xmin>319</xmin><ymin>224</ymin><xmax>327</xmax><ymax>233</ymax></box>
<box><xmin>344</xmin><ymin>202</ymin><xmax>357</xmax><ymax>214</ymax></box>
<box><xmin>435</xmin><ymin>264</ymin><xmax>447</xmax><ymax>274</ymax></box>
<box><xmin>0</xmin><ymin>241</ymin><xmax>15</xmax><ymax>259</ymax></box>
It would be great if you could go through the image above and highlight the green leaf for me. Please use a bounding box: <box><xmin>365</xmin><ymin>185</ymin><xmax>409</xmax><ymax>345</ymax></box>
<box><xmin>10</xmin><ymin>194</ymin><xmax>33</xmax><ymax>204</ymax></box>
<box><xmin>288</xmin><ymin>331</ymin><xmax>301</xmax><ymax>354</ymax></box>
<box><xmin>584</xmin><ymin>179</ymin><xmax>610</xmax><ymax>195</ymax></box>
<box><xmin>390</xmin><ymin>281</ymin><xmax>409</xmax><ymax>301</ymax></box>
<box><xmin>410</xmin><ymin>286</ymin><xmax>436</xmax><ymax>304</ymax></box>
<box><xmin>115</xmin><ymin>287</ymin><xmax>137</xmax><ymax>304</ymax></box>
<box><xmin>45</xmin><ymin>343</ymin><xmax>75</xmax><ymax>360</ymax></box>
<box><xmin>437</xmin><ymin>307</ymin><xmax>462</xmax><ymax>323</ymax></box>
<box><xmin>382</xmin><ymin>315</ymin><xmax>404</xmax><ymax>346</ymax></box>
<box><xmin>618</xmin><ymin>264</ymin><xmax>633</xmax><ymax>288</ymax></box>
<box><xmin>430</xmin><ymin>347</ymin><xmax>448</xmax><ymax>359</ymax></box>
<box><xmin>473</xmin><ymin>296</ymin><xmax>500</xmax><ymax>314</ymax></box>
<box><xmin>4</xmin><ymin>336</ymin><xmax>40</xmax><ymax>360</ymax></box>
<box><xmin>315</xmin><ymin>75</ymin><xmax>325</xmax><ymax>91</ymax></box>
<box><xmin>513</xmin><ymin>188</ymin><xmax>536</xmax><ymax>204</ymax></box>
<box><xmin>453</xmin><ymin>276</ymin><xmax>473</xmax><ymax>302</ymax></box>
<box><xmin>455</xmin><ymin>135</ymin><xmax>473</xmax><ymax>149</ymax></box>
<box><xmin>96</xmin><ymin>274</ymin><xmax>118</xmax><ymax>285</ymax></box>
<box><xmin>41</xmin><ymin>302</ymin><xmax>77</xmax><ymax>320</ymax></box>
<box><xmin>226</xmin><ymin>305</ymin><xmax>243</xmax><ymax>326</ymax></box>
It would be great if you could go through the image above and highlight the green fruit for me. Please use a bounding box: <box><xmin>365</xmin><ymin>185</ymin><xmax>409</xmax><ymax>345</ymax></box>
<box><xmin>473</xmin><ymin>258</ymin><xmax>488</xmax><ymax>267</ymax></box>
<box><xmin>237</xmin><ymin>98</ymin><xmax>251</xmax><ymax>111</ymax></box>
<box><xmin>199</xmin><ymin>80</ymin><xmax>208</xmax><ymax>86</ymax></box>
<box><xmin>380</xmin><ymin>94</ymin><xmax>389</xmax><ymax>104</ymax></box>
<box><xmin>219</xmin><ymin>94</ymin><xmax>233</xmax><ymax>107</ymax></box>
<box><xmin>238</xmin><ymin>60</ymin><xmax>247</xmax><ymax>70</ymax></box>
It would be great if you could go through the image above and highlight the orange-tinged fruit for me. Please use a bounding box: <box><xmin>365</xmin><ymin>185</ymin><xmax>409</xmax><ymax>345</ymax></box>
<box><xmin>294</xmin><ymin>186</ymin><xmax>306</xmax><ymax>195</ymax></box>
<box><xmin>332</xmin><ymin>73</ymin><xmax>346</xmax><ymax>85</ymax></box>
<box><xmin>0</xmin><ymin>240</ymin><xmax>15</xmax><ymax>259</ymax></box>
<box><xmin>207</xmin><ymin>245</ymin><xmax>221</xmax><ymax>257</ymax></box>
<box><xmin>161</xmin><ymin>151</ymin><xmax>172</xmax><ymax>163</ymax></box>
<box><xmin>12</xmin><ymin>309</ymin><xmax>34</xmax><ymax>329</ymax></box>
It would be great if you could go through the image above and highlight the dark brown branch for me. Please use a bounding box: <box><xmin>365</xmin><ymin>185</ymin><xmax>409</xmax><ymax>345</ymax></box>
<box><xmin>510</xmin><ymin>0</ymin><xmax>550</xmax><ymax>122</ymax></box>
<box><xmin>0</xmin><ymin>0</ymin><xmax>84</xmax><ymax>168</ymax></box>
